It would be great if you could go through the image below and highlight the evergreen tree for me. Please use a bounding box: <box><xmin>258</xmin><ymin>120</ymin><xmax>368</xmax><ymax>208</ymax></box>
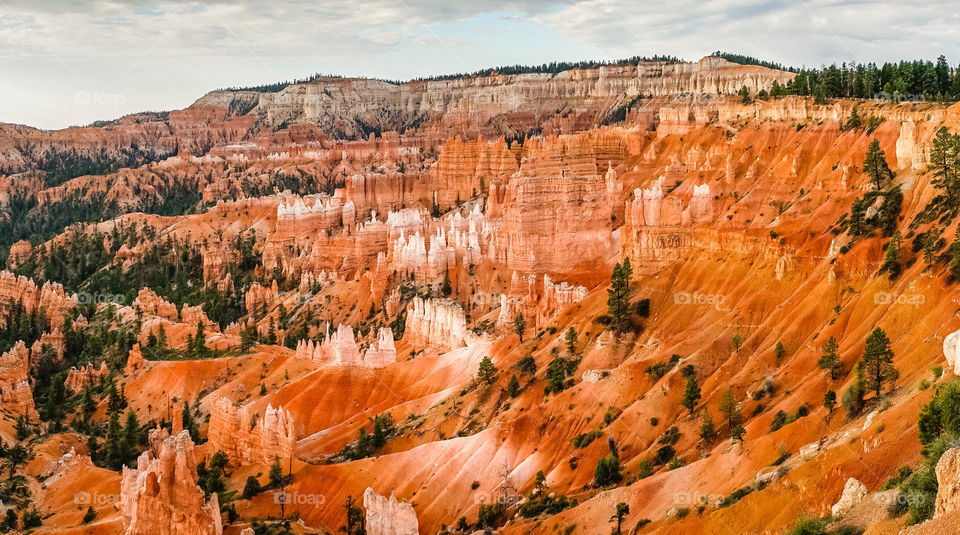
<box><xmin>513</xmin><ymin>313</ymin><xmax>526</xmax><ymax>342</ymax></box>
<box><xmin>732</xmin><ymin>333</ymin><xmax>743</xmax><ymax>352</ymax></box>
<box><xmin>880</xmin><ymin>232</ymin><xmax>902</xmax><ymax>278</ymax></box>
<box><xmin>844</xmin><ymin>104</ymin><xmax>862</xmax><ymax>130</ymax></box>
<box><xmin>612</xmin><ymin>502</ymin><xmax>630</xmax><ymax>535</ymax></box>
<box><xmin>594</xmin><ymin>454</ymin><xmax>622</xmax><ymax>486</ymax></box>
<box><xmin>952</xmin><ymin>226</ymin><xmax>960</xmax><ymax>281</ymax></box>
<box><xmin>269</xmin><ymin>456</ymin><xmax>285</xmax><ymax>488</ymax></box>
<box><xmin>507</xmin><ymin>375</ymin><xmax>521</xmax><ymax>397</ymax></box>
<box><xmin>242</xmin><ymin>475</ymin><xmax>262</xmax><ymax>499</ymax></box>
<box><xmin>342</xmin><ymin>494</ymin><xmax>365</xmax><ymax>535</ymax></box>
<box><xmin>606</xmin><ymin>258</ymin><xmax>633</xmax><ymax>332</ymax></box>
<box><xmin>477</xmin><ymin>356</ymin><xmax>497</xmax><ymax>383</ymax></box>
<box><xmin>929</xmin><ymin>127</ymin><xmax>960</xmax><ymax>203</ymax></box>
<box><xmin>738</xmin><ymin>85</ymin><xmax>752</xmax><ymax>104</ymax></box>
<box><xmin>719</xmin><ymin>387</ymin><xmax>743</xmax><ymax>438</ymax></box>
<box><xmin>699</xmin><ymin>410</ymin><xmax>716</xmax><ymax>442</ymax></box>
<box><xmin>863</xmin><ymin>139</ymin><xmax>894</xmax><ymax>191</ymax></box>
<box><xmin>774</xmin><ymin>341</ymin><xmax>786</xmax><ymax>362</ymax></box>
<box><xmin>860</xmin><ymin>327</ymin><xmax>898</xmax><ymax>398</ymax></box>
<box><xmin>123</xmin><ymin>409</ymin><xmax>139</xmax><ymax>464</ymax></box>
<box><xmin>818</xmin><ymin>336</ymin><xmax>842</xmax><ymax>380</ymax></box>
<box><xmin>824</xmin><ymin>389</ymin><xmax>838</xmax><ymax>414</ymax></box>
<box><xmin>105</xmin><ymin>409</ymin><xmax>122</xmax><ymax>469</ymax></box>
<box><xmin>441</xmin><ymin>270</ymin><xmax>453</xmax><ymax>296</ymax></box>
<box><xmin>682</xmin><ymin>375</ymin><xmax>701</xmax><ymax>414</ymax></box>
<box><xmin>240</xmin><ymin>326</ymin><xmax>256</xmax><ymax>353</ymax></box>
<box><xmin>565</xmin><ymin>327</ymin><xmax>577</xmax><ymax>356</ymax></box>
<box><xmin>848</xmin><ymin>197</ymin><xmax>867</xmax><ymax>236</ymax></box>
<box><xmin>923</xmin><ymin>234</ymin><xmax>938</xmax><ymax>267</ymax></box>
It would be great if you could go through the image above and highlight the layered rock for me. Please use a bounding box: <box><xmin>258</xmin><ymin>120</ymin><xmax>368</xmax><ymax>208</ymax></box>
<box><xmin>404</xmin><ymin>297</ymin><xmax>467</xmax><ymax>351</ymax></box>
<box><xmin>294</xmin><ymin>324</ymin><xmax>362</xmax><ymax>367</ymax></box>
<box><xmin>245</xmin><ymin>280</ymin><xmax>280</xmax><ymax>316</ymax></box>
<box><xmin>363</xmin><ymin>487</ymin><xmax>419</xmax><ymax>535</ymax></box>
<box><xmin>362</xmin><ymin>328</ymin><xmax>398</xmax><ymax>368</ymax></box>
<box><xmin>126</xmin><ymin>343</ymin><xmax>146</xmax><ymax>374</ymax></box>
<box><xmin>0</xmin><ymin>271</ymin><xmax>76</xmax><ymax>329</ymax></box>
<box><xmin>120</xmin><ymin>430</ymin><xmax>222</xmax><ymax>535</ymax></box>
<box><xmin>133</xmin><ymin>287</ymin><xmax>219</xmax><ymax>336</ymax></box>
<box><xmin>30</xmin><ymin>329</ymin><xmax>66</xmax><ymax>360</ymax></box>
<box><xmin>64</xmin><ymin>361</ymin><xmax>109</xmax><ymax>393</ymax></box>
<box><xmin>207</xmin><ymin>396</ymin><xmax>296</xmax><ymax>465</ymax></box>
<box><xmin>936</xmin><ymin>448</ymin><xmax>960</xmax><ymax>518</ymax></box>
<box><xmin>0</xmin><ymin>341</ymin><xmax>37</xmax><ymax>421</ymax></box>
<box><xmin>486</xmin><ymin>133</ymin><xmax>624</xmax><ymax>274</ymax></box>
<box><xmin>497</xmin><ymin>273</ymin><xmax>588</xmax><ymax>327</ymax></box>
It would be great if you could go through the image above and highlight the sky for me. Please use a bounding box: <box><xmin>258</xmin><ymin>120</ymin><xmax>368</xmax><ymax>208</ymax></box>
<box><xmin>1</xmin><ymin>0</ymin><xmax>959</xmax><ymax>130</ymax></box>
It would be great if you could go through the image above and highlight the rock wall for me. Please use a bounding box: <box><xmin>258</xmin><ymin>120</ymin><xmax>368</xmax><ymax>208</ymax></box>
<box><xmin>0</xmin><ymin>271</ymin><xmax>76</xmax><ymax>329</ymax></box>
<box><xmin>294</xmin><ymin>324</ymin><xmax>362</xmax><ymax>367</ymax></box>
<box><xmin>0</xmin><ymin>341</ymin><xmax>37</xmax><ymax>421</ymax></box>
<box><xmin>404</xmin><ymin>297</ymin><xmax>467</xmax><ymax>351</ymax></box>
<box><xmin>64</xmin><ymin>361</ymin><xmax>109</xmax><ymax>393</ymax></box>
<box><xmin>363</xmin><ymin>487</ymin><xmax>419</xmax><ymax>535</ymax></box>
<box><xmin>120</xmin><ymin>430</ymin><xmax>222</xmax><ymax>535</ymax></box>
<box><xmin>486</xmin><ymin>133</ymin><xmax>625</xmax><ymax>274</ymax></box>
<box><xmin>207</xmin><ymin>396</ymin><xmax>296</xmax><ymax>465</ymax></box>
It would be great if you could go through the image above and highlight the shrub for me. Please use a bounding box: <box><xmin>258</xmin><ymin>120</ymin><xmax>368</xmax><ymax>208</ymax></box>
<box><xmin>594</xmin><ymin>455</ymin><xmax>622</xmax><ymax>486</ymax></box>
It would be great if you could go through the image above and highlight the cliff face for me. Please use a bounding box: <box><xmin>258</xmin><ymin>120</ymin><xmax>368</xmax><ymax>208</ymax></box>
<box><xmin>0</xmin><ymin>341</ymin><xmax>37</xmax><ymax>421</ymax></box>
<box><xmin>120</xmin><ymin>430</ymin><xmax>222</xmax><ymax>535</ymax></box>
<box><xmin>196</xmin><ymin>57</ymin><xmax>793</xmax><ymax>137</ymax></box>
<box><xmin>363</xmin><ymin>487</ymin><xmax>419</xmax><ymax>535</ymax></box>
<box><xmin>207</xmin><ymin>396</ymin><xmax>296</xmax><ymax>465</ymax></box>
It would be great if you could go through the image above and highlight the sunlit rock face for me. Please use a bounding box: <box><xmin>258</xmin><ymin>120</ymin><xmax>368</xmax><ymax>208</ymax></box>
<box><xmin>207</xmin><ymin>396</ymin><xmax>296</xmax><ymax>465</ymax></box>
<box><xmin>0</xmin><ymin>341</ymin><xmax>37</xmax><ymax>421</ymax></box>
<box><xmin>120</xmin><ymin>430</ymin><xmax>223</xmax><ymax>535</ymax></box>
<box><xmin>404</xmin><ymin>297</ymin><xmax>468</xmax><ymax>351</ymax></box>
<box><xmin>363</xmin><ymin>487</ymin><xmax>419</xmax><ymax>535</ymax></box>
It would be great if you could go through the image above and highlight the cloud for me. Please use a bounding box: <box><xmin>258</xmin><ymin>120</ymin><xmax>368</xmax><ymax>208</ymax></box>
<box><xmin>535</xmin><ymin>0</ymin><xmax>960</xmax><ymax>66</ymax></box>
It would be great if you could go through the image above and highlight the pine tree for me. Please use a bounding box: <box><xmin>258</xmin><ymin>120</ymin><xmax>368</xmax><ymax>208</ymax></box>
<box><xmin>699</xmin><ymin>410</ymin><xmax>716</xmax><ymax>442</ymax></box>
<box><xmin>863</xmin><ymin>138</ymin><xmax>894</xmax><ymax>191</ymax></box>
<box><xmin>929</xmin><ymin>126</ymin><xmax>960</xmax><ymax>203</ymax></box>
<box><xmin>738</xmin><ymin>85</ymin><xmax>752</xmax><ymax>104</ymax></box>
<box><xmin>860</xmin><ymin>327</ymin><xmax>898</xmax><ymax>398</ymax></box>
<box><xmin>923</xmin><ymin>234</ymin><xmax>938</xmax><ymax>267</ymax></box>
<box><xmin>844</xmin><ymin>104</ymin><xmax>862</xmax><ymax>130</ymax></box>
<box><xmin>513</xmin><ymin>313</ymin><xmax>526</xmax><ymax>342</ymax></box>
<box><xmin>606</xmin><ymin>258</ymin><xmax>633</xmax><ymax>332</ymax></box>
<box><xmin>682</xmin><ymin>375</ymin><xmax>701</xmax><ymax>414</ymax></box>
<box><xmin>880</xmin><ymin>232</ymin><xmax>902</xmax><ymax>278</ymax></box>
<box><xmin>441</xmin><ymin>270</ymin><xmax>453</xmax><ymax>296</ymax></box>
<box><xmin>477</xmin><ymin>356</ymin><xmax>497</xmax><ymax>383</ymax></box>
<box><xmin>774</xmin><ymin>341</ymin><xmax>786</xmax><ymax>362</ymax></box>
<box><xmin>848</xmin><ymin>197</ymin><xmax>867</xmax><ymax>236</ymax></box>
<box><xmin>732</xmin><ymin>333</ymin><xmax>743</xmax><ymax>352</ymax></box>
<box><xmin>123</xmin><ymin>410</ymin><xmax>139</xmax><ymax>464</ymax></box>
<box><xmin>565</xmin><ymin>327</ymin><xmax>577</xmax><ymax>356</ymax></box>
<box><xmin>824</xmin><ymin>389</ymin><xmax>837</xmax><ymax>414</ymax></box>
<box><xmin>612</xmin><ymin>502</ymin><xmax>630</xmax><ymax>535</ymax></box>
<box><xmin>719</xmin><ymin>387</ymin><xmax>743</xmax><ymax>437</ymax></box>
<box><xmin>105</xmin><ymin>409</ymin><xmax>122</xmax><ymax>469</ymax></box>
<box><xmin>951</xmin><ymin>226</ymin><xmax>960</xmax><ymax>281</ymax></box>
<box><xmin>507</xmin><ymin>375</ymin><xmax>520</xmax><ymax>397</ymax></box>
<box><xmin>818</xmin><ymin>336</ymin><xmax>842</xmax><ymax>380</ymax></box>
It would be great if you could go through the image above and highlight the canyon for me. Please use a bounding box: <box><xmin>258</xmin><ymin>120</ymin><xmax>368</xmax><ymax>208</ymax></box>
<box><xmin>2</xmin><ymin>53</ymin><xmax>960</xmax><ymax>535</ymax></box>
